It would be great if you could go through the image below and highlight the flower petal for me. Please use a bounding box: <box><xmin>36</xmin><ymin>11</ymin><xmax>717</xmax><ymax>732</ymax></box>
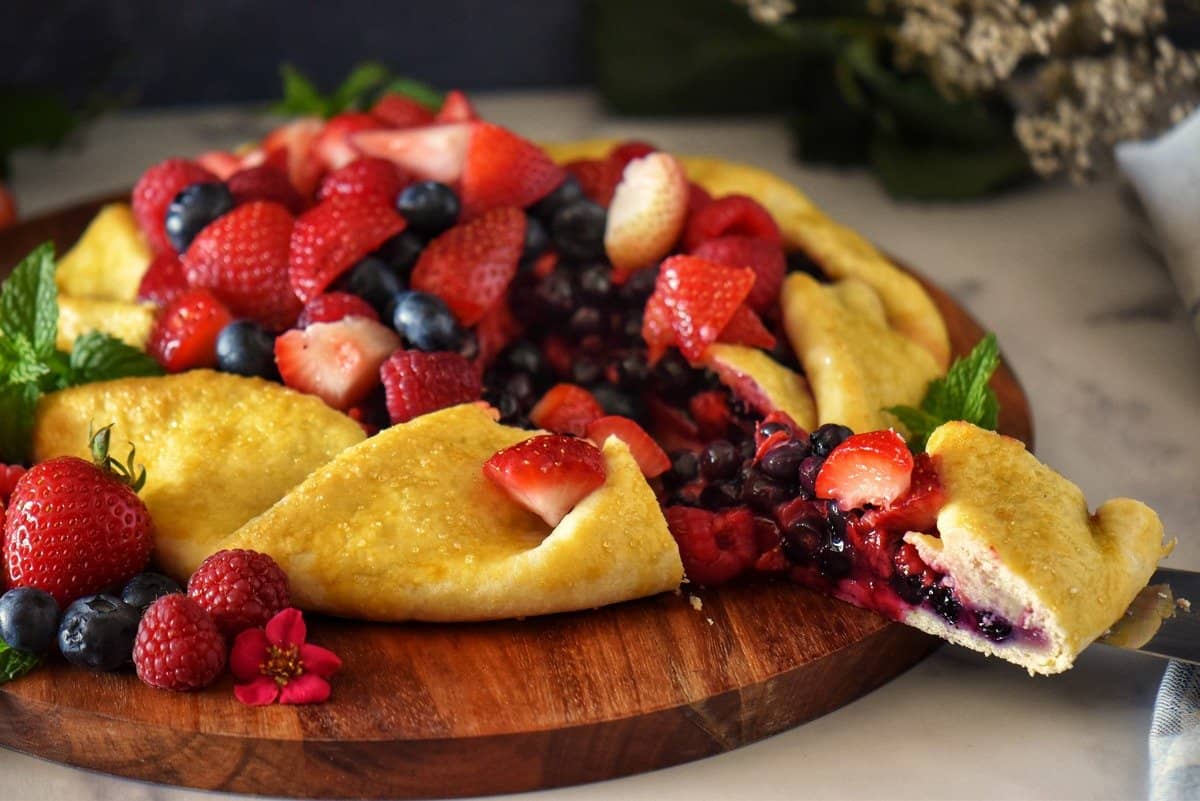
<box><xmin>234</xmin><ymin>676</ymin><xmax>280</xmax><ymax>706</ymax></box>
<box><xmin>266</xmin><ymin>608</ymin><xmax>307</xmax><ymax>647</ymax></box>
<box><xmin>299</xmin><ymin>643</ymin><xmax>343</xmax><ymax>678</ymax></box>
<box><xmin>279</xmin><ymin>673</ymin><xmax>331</xmax><ymax>705</ymax></box>
<box><xmin>229</xmin><ymin>628</ymin><xmax>270</xmax><ymax>681</ymax></box>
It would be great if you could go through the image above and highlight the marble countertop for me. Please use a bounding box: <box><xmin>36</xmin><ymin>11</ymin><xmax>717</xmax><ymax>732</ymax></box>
<box><xmin>5</xmin><ymin>91</ymin><xmax>1198</xmax><ymax>801</ymax></box>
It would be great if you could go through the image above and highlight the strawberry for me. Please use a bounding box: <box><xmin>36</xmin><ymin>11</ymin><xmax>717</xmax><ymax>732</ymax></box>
<box><xmin>296</xmin><ymin>292</ymin><xmax>379</xmax><ymax>328</ymax></box>
<box><xmin>0</xmin><ymin>183</ymin><xmax>17</xmax><ymax>230</ymax></box>
<box><xmin>641</xmin><ymin>255</ymin><xmax>756</xmax><ymax>363</ymax></box>
<box><xmin>688</xmin><ymin>390</ymin><xmax>732</xmax><ymax>440</ymax></box>
<box><xmin>312</xmin><ymin>112</ymin><xmax>382</xmax><ymax>172</ymax></box>
<box><xmin>718</xmin><ymin>305</ymin><xmax>776</xmax><ymax>350</ymax></box>
<box><xmin>540</xmin><ymin>335</ymin><xmax>574</xmax><ymax>377</ymax></box>
<box><xmin>275</xmin><ymin>317</ymin><xmax>401</xmax><ymax>410</ymax></box>
<box><xmin>379</xmin><ymin>349</ymin><xmax>482</xmax><ymax>424</ymax></box>
<box><xmin>691</xmin><ymin>235</ymin><xmax>785</xmax><ymax>314</ymax></box>
<box><xmin>860</xmin><ymin>453</ymin><xmax>944</xmax><ymax>534</ymax></box>
<box><xmin>261</xmin><ymin>118</ymin><xmax>325</xmax><ymax>197</ymax></box>
<box><xmin>529</xmin><ymin>383</ymin><xmax>605</xmax><ymax>436</ymax></box>
<box><xmin>646</xmin><ymin>396</ymin><xmax>703</xmax><ymax>453</ymax></box>
<box><xmin>585</xmin><ymin>416</ymin><xmax>669</xmax><ymax>478</ymax></box>
<box><xmin>0</xmin><ymin>465</ymin><xmax>26</xmax><ymax>504</ymax></box>
<box><xmin>227</xmin><ymin>165</ymin><xmax>305</xmax><ymax>214</ymax></box>
<box><xmin>3</xmin><ymin>427</ymin><xmax>153</xmax><ymax>606</ymax></box>
<box><xmin>483</xmin><ymin>435</ymin><xmax>607</xmax><ymax>527</ymax></box>
<box><xmin>664</xmin><ymin>505</ymin><xmax>757</xmax><ymax>586</ymax></box>
<box><xmin>459</xmin><ymin>123</ymin><xmax>566</xmax><ymax>218</ymax></box>
<box><xmin>815</xmin><ymin>430</ymin><xmax>915</xmax><ymax>512</ymax></box>
<box><xmin>183</xmin><ymin>201</ymin><xmax>302</xmax><ymax>330</ymax></box>
<box><xmin>132</xmin><ymin>159</ymin><xmax>218</xmax><ymax>253</ymax></box>
<box><xmin>410</xmin><ymin>206</ymin><xmax>524</xmax><ymax>325</ymax></box>
<box><xmin>137</xmin><ymin>251</ymin><xmax>189</xmax><ymax>307</ymax></box>
<box><xmin>604</xmin><ymin>153</ymin><xmax>688</xmax><ymax>279</ymax></box>
<box><xmin>609</xmin><ymin>140</ymin><xmax>657</xmax><ymax>168</ymax></box>
<box><xmin>435</xmin><ymin>89</ymin><xmax>479</xmax><ymax>123</ymax></box>
<box><xmin>565</xmin><ymin>158</ymin><xmax>622</xmax><ymax>207</ymax></box>
<box><xmin>351</xmin><ymin>123</ymin><xmax>474</xmax><ymax>184</ymax></box>
<box><xmin>148</xmin><ymin>288</ymin><xmax>234</xmax><ymax>372</ymax></box>
<box><xmin>371</xmin><ymin>92</ymin><xmax>435</xmax><ymax>128</ymax></box>
<box><xmin>687</xmin><ymin>182</ymin><xmax>713</xmax><ymax>215</ymax></box>
<box><xmin>289</xmin><ymin>194</ymin><xmax>406</xmax><ymax>302</ymax></box>
<box><xmin>473</xmin><ymin>300</ymin><xmax>522</xmax><ymax>370</ymax></box>
<box><xmin>683</xmin><ymin>194</ymin><xmax>782</xmax><ymax>251</ymax></box>
<box><xmin>316</xmin><ymin>157</ymin><xmax>411</xmax><ymax>203</ymax></box>
<box><xmin>641</xmin><ymin>290</ymin><xmax>674</xmax><ymax>364</ymax></box>
<box><xmin>196</xmin><ymin>150</ymin><xmax>242</xmax><ymax>180</ymax></box>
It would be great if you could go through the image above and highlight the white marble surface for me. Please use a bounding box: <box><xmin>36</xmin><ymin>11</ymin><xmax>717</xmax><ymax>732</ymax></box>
<box><xmin>5</xmin><ymin>91</ymin><xmax>1199</xmax><ymax>801</ymax></box>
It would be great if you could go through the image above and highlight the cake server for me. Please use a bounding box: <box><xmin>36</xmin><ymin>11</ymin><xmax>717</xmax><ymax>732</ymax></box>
<box><xmin>1098</xmin><ymin>567</ymin><xmax>1200</xmax><ymax>664</ymax></box>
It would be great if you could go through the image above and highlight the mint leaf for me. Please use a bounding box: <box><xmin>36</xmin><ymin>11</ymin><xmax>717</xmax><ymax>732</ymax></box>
<box><xmin>272</xmin><ymin>63</ymin><xmax>444</xmax><ymax>119</ymax></box>
<box><xmin>378</xmin><ymin>77</ymin><xmax>444</xmax><ymax>111</ymax></box>
<box><xmin>887</xmin><ymin>333</ymin><xmax>1001</xmax><ymax>451</ymax></box>
<box><xmin>0</xmin><ymin>242</ymin><xmax>58</xmax><ymax>359</ymax></box>
<box><xmin>273</xmin><ymin>64</ymin><xmax>329</xmax><ymax>117</ymax></box>
<box><xmin>0</xmin><ymin>639</ymin><xmax>40</xmax><ymax>684</ymax></box>
<box><xmin>69</xmin><ymin>332</ymin><xmax>164</xmax><ymax>384</ymax></box>
<box><xmin>331</xmin><ymin>62</ymin><xmax>391</xmax><ymax>112</ymax></box>
<box><xmin>0</xmin><ymin>382</ymin><xmax>39</xmax><ymax>464</ymax></box>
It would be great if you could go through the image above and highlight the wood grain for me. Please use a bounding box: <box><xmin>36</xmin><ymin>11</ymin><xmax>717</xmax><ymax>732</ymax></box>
<box><xmin>0</xmin><ymin>196</ymin><xmax>1033</xmax><ymax>799</ymax></box>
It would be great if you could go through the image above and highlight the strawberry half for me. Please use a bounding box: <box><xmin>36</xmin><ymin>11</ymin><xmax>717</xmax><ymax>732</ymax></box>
<box><xmin>183</xmin><ymin>201</ymin><xmax>302</xmax><ymax>330</ymax></box>
<box><xmin>371</xmin><ymin>92</ymin><xmax>436</xmax><ymax>128</ymax></box>
<box><xmin>604</xmin><ymin>153</ymin><xmax>688</xmax><ymax>280</ymax></box>
<box><xmin>312</xmin><ymin>112</ymin><xmax>383</xmax><ymax>172</ymax></box>
<box><xmin>566</xmin><ymin>158</ymin><xmax>623</xmax><ymax>207</ymax></box>
<box><xmin>261</xmin><ymin>117</ymin><xmax>325</xmax><ymax>197</ymax></box>
<box><xmin>351</xmin><ymin>123</ymin><xmax>475</xmax><ymax>184</ymax></box>
<box><xmin>410</xmin><ymin>206</ymin><xmax>525</xmax><ymax>326</ymax></box>
<box><xmin>132</xmin><ymin>158</ymin><xmax>218</xmax><ymax>253</ymax></box>
<box><xmin>609</xmin><ymin>140</ymin><xmax>657</xmax><ymax>167</ymax></box>
<box><xmin>816</xmin><ymin>430</ymin><xmax>915</xmax><ymax>512</ymax></box>
<box><xmin>483</xmin><ymin>435</ymin><xmax>607</xmax><ymax>527</ymax></box>
<box><xmin>435</xmin><ymin>89</ymin><xmax>479</xmax><ymax>123</ymax></box>
<box><xmin>317</xmin><ymin>156</ymin><xmax>411</xmax><ymax>203</ymax></box>
<box><xmin>148</xmin><ymin>288</ymin><xmax>234</xmax><ymax>372</ymax></box>
<box><xmin>529</xmin><ymin>383</ymin><xmax>604</xmax><ymax>436</ymax></box>
<box><xmin>683</xmin><ymin>194</ymin><xmax>782</xmax><ymax>251</ymax></box>
<box><xmin>275</xmin><ymin>317</ymin><xmax>401</xmax><ymax>410</ymax></box>
<box><xmin>297</xmin><ymin>292</ymin><xmax>380</xmax><ymax>328</ymax></box>
<box><xmin>226</xmin><ymin>165</ymin><xmax>306</xmax><ymax>214</ymax></box>
<box><xmin>860</xmin><ymin>453</ymin><xmax>944</xmax><ymax>534</ymax></box>
<box><xmin>137</xmin><ymin>251</ymin><xmax>189</xmax><ymax>307</ymax></box>
<box><xmin>664</xmin><ymin>505</ymin><xmax>757</xmax><ymax>586</ymax></box>
<box><xmin>196</xmin><ymin>150</ymin><xmax>242</xmax><ymax>180</ymax></box>
<box><xmin>718</xmin><ymin>305</ymin><xmax>776</xmax><ymax>350</ymax></box>
<box><xmin>379</xmin><ymin>349</ymin><xmax>482</xmax><ymax>424</ymax></box>
<box><xmin>691</xmin><ymin>235</ymin><xmax>785</xmax><ymax>314</ymax></box>
<box><xmin>642</xmin><ymin>254</ymin><xmax>756</xmax><ymax>363</ymax></box>
<box><xmin>585</xmin><ymin>416</ymin><xmax>670</xmax><ymax>478</ymax></box>
<box><xmin>289</xmin><ymin>194</ymin><xmax>406</xmax><ymax>302</ymax></box>
<box><xmin>459</xmin><ymin>123</ymin><xmax>565</xmax><ymax>218</ymax></box>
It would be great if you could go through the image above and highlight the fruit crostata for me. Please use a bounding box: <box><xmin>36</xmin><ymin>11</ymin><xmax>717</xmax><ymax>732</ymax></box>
<box><xmin>4</xmin><ymin>88</ymin><xmax>1170</xmax><ymax>678</ymax></box>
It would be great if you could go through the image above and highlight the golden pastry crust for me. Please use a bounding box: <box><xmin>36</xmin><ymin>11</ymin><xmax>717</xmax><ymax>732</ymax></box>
<box><xmin>219</xmin><ymin>403</ymin><xmax>683</xmax><ymax>621</ymax></box>
<box><xmin>32</xmin><ymin>371</ymin><xmax>365</xmax><ymax>579</ymax></box>
<box><xmin>704</xmin><ymin>343</ymin><xmax>817</xmax><ymax>431</ymax></box>
<box><xmin>906</xmin><ymin>422</ymin><xmax>1170</xmax><ymax>674</ymax></box>
<box><xmin>542</xmin><ymin>140</ymin><xmax>950</xmax><ymax>368</ymax></box>
<box><xmin>56</xmin><ymin>203</ymin><xmax>151</xmax><ymax>302</ymax></box>
<box><xmin>56</xmin><ymin>295</ymin><xmax>155</xmax><ymax>351</ymax></box>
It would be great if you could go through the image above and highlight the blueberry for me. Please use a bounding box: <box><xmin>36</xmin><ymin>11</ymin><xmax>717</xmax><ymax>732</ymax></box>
<box><xmin>570</xmin><ymin>354</ymin><xmax>604</xmax><ymax>386</ymax></box>
<box><xmin>120</xmin><ymin>573</ymin><xmax>182</xmax><ymax>613</ymax></box>
<box><xmin>568</xmin><ymin>306</ymin><xmax>606</xmax><ymax>339</ymax></box>
<box><xmin>493</xmin><ymin>392</ymin><xmax>521</xmax><ymax>422</ymax></box>
<box><xmin>810</xmin><ymin>423</ymin><xmax>854</xmax><ymax>457</ymax></box>
<box><xmin>529</xmin><ymin>175</ymin><xmax>583</xmax><ymax>221</ymax></box>
<box><xmin>396</xmin><ymin>181</ymin><xmax>460</xmax><ymax>235</ymax></box>
<box><xmin>216</xmin><ymin>320</ymin><xmax>279</xmax><ymax>380</ymax></box>
<box><xmin>57</xmin><ymin>594</ymin><xmax>140</xmax><ymax>671</ymax></box>
<box><xmin>574</xmin><ymin>263</ymin><xmax>613</xmax><ymax>302</ymax></box>
<box><xmin>700</xmin><ymin>482</ymin><xmax>740</xmax><ymax>509</ymax></box>
<box><xmin>375</xmin><ymin>230</ymin><xmax>425</xmax><ymax>274</ymax></box>
<box><xmin>891</xmin><ymin>573</ymin><xmax>928</xmax><ymax>605</ymax></box>
<box><xmin>0</xmin><ymin>588</ymin><xmax>59</xmax><ymax>654</ymax></box>
<box><xmin>619</xmin><ymin>267</ymin><xmax>658</xmax><ymax>305</ymax></box>
<box><xmin>665</xmin><ymin>450</ymin><xmax>699</xmax><ymax>489</ymax></box>
<box><xmin>389</xmin><ymin>290</ymin><xmax>465</xmax><ymax>351</ymax></box>
<box><xmin>797</xmin><ymin>455</ymin><xmax>824</xmax><ymax>495</ymax></box>
<box><xmin>551</xmin><ymin>199</ymin><xmax>607</xmax><ymax>261</ymax></box>
<box><xmin>700</xmin><ymin>440</ymin><xmax>740</xmax><ymax>481</ymax></box>
<box><xmin>591</xmin><ymin>384</ymin><xmax>645</xmax><ymax>421</ymax></box>
<box><xmin>782</xmin><ymin>519</ymin><xmax>823</xmax><ymax>563</ymax></box>
<box><xmin>742</xmin><ymin>473</ymin><xmax>790</xmax><ymax>513</ymax></box>
<box><xmin>760</xmin><ymin>440</ymin><xmax>809</xmax><ymax>483</ymax></box>
<box><xmin>652</xmin><ymin>351</ymin><xmax>694</xmax><ymax>401</ymax></box>
<box><xmin>335</xmin><ymin>257</ymin><xmax>404</xmax><ymax>314</ymax></box>
<box><xmin>502</xmin><ymin>372</ymin><xmax>536</xmax><ymax>404</ymax></box>
<box><xmin>975</xmin><ymin>611</ymin><xmax>1012</xmax><ymax>642</ymax></box>
<box><xmin>533</xmin><ymin>271</ymin><xmax>576</xmax><ymax>320</ymax></box>
<box><xmin>501</xmin><ymin>341</ymin><xmax>546</xmax><ymax>378</ymax></box>
<box><xmin>522</xmin><ymin>216</ymin><xmax>549</xmax><ymax>260</ymax></box>
<box><xmin>615</xmin><ymin>351</ymin><xmax>649</xmax><ymax>388</ymax></box>
<box><xmin>758</xmin><ymin>420</ymin><xmax>792</xmax><ymax>440</ymax></box>
<box><xmin>165</xmin><ymin>182</ymin><xmax>235</xmax><ymax>253</ymax></box>
<box><xmin>927</xmin><ymin>586</ymin><xmax>962</xmax><ymax>624</ymax></box>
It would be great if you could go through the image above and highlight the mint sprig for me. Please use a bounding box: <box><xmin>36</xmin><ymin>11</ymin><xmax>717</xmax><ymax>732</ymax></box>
<box><xmin>0</xmin><ymin>639</ymin><xmax>40</xmax><ymax>684</ymax></box>
<box><xmin>887</xmin><ymin>333</ymin><xmax>1001</xmax><ymax>451</ymax></box>
<box><xmin>272</xmin><ymin>62</ymin><xmax>443</xmax><ymax>119</ymax></box>
<box><xmin>0</xmin><ymin>242</ymin><xmax>164</xmax><ymax>464</ymax></box>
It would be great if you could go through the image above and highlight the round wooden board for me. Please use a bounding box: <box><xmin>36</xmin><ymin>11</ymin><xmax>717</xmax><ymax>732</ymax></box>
<box><xmin>0</xmin><ymin>196</ymin><xmax>1033</xmax><ymax>799</ymax></box>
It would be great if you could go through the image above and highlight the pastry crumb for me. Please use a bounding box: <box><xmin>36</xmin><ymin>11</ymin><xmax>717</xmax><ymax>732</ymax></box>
<box><xmin>1178</xmin><ymin>598</ymin><xmax>1192</xmax><ymax>612</ymax></box>
<box><xmin>688</xmin><ymin>594</ymin><xmax>703</xmax><ymax>612</ymax></box>
<box><xmin>705</xmin><ymin>617</ymin><xmax>714</xmax><ymax>626</ymax></box>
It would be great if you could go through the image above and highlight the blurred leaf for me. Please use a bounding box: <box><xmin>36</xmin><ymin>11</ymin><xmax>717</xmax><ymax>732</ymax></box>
<box><xmin>272</xmin><ymin>64</ymin><xmax>329</xmax><ymax>117</ymax></box>
<box><xmin>330</xmin><ymin>62</ymin><xmax>391</xmax><ymax>112</ymax></box>
<box><xmin>0</xmin><ymin>88</ymin><xmax>79</xmax><ymax>178</ymax></box>
<box><xmin>869</xmin><ymin>132</ymin><xmax>1030</xmax><ymax>199</ymax></box>
<box><xmin>378</xmin><ymin>77</ymin><xmax>444</xmax><ymax>111</ymax></box>
<box><xmin>272</xmin><ymin>63</ymin><xmax>444</xmax><ymax>119</ymax></box>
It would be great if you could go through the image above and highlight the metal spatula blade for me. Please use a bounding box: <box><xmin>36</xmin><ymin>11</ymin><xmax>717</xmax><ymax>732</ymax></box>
<box><xmin>1098</xmin><ymin>568</ymin><xmax>1200</xmax><ymax>664</ymax></box>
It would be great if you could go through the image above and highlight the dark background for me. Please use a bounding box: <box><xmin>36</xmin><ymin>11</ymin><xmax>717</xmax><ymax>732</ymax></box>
<box><xmin>0</xmin><ymin>1</ymin><xmax>590</xmax><ymax>107</ymax></box>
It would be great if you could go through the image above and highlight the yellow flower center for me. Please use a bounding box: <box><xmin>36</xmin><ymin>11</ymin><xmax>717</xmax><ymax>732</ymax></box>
<box><xmin>261</xmin><ymin>644</ymin><xmax>304</xmax><ymax>686</ymax></box>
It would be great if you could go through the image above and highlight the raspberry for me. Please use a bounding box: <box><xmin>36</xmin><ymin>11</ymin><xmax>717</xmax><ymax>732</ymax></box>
<box><xmin>133</xmin><ymin>594</ymin><xmax>227</xmax><ymax>691</ymax></box>
<box><xmin>187</xmin><ymin>549</ymin><xmax>290</xmax><ymax>637</ymax></box>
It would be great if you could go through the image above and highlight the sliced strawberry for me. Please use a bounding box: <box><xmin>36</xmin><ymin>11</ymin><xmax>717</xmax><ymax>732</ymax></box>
<box><xmin>609</xmin><ymin>140</ymin><xmax>657</xmax><ymax>168</ymax></box>
<box><xmin>687</xmin><ymin>182</ymin><xmax>713</xmax><ymax>215</ymax></box>
<box><xmin>691</xmin><ymin>235</ymin><xmax>785</xmax><ymax>314</ymax></box>
<box><xmin>275</xmin><ymin>317</ymin><xmax>400</xmax><ymax>410</ymax></box>
<box><xmin>435</xmin><ymin>89</ymin><xmax>479</xmax><ymax>123</ymax></box>
<box><xmin>816</xmin><ymin>430</ymin><xmax>915</xmax><ymax>512</ymax></box>
<box><xmin>641</xmin><ymin>290</ymin><xmax>674</xmax><ymax>364</ymax></box>
<box><xmin>297</xmin><ymin>292</ymin><xmax>380</xmax><ymax>328</ymax></box>
<box><xmin>350</xmin><ymin>123</ymin><xmax>474</xmax><ymax>184</ymax></box>
<box><xmin>718</xmin><ymin>305</ymin><xmax>776</xmax><ymax>350</ymax></box>
<box><xmin>289</xmin><ymin>194</ymin><xmax>407</xmax><ymax>302</ymax></box>
<box><xmin>529</xmin><ymin>383</ymin><xmax>604</xmax><ymax>436</ymax></box>
<box><xmin>226</xmin><ymin>164</ymin><xmax>306</xmax><ymax>214</ymax></box>
<box><xmin>0</xmin><ymin>464</ymin><xmax>25</xmax><ymax>504</ymax></box>
<box><xmin>473</xmin><ymin>301</ymin><xmax>522</xmax><ymax>370</ymax></box>
<box><xmin>371</xmin><ymin>92</ymin><xmax>436</xmax><ymax>128</ymax></box>
<box><xmin>196</xmin><ymin>150</ymin><xmax>242</xmax><ymax>180</ymax></box>
<box><xmin>540</xmin><ymin>335</ymin><xmax>573</xmax><ymax>377</ymax></box>
<box><xmin>261</xmin><ymin>117</ymin><xmax>325</xmax><ymax>197</ymax></box>
<box><xmin>137</xmin><ymin>251</ymin><xmax>189</xmax><ymax>307</ymax></box>
<box><xmin>642</xmin><ymin>255</ymin><xmax>756</xmax><ymax>363</ymax></box>
<box><xmin>530</xmin><ymin>250</ymin><xmax>558</xmax><ymax>279</ymax></box>
<box><xmin>132</xmin><ymin>159</ymin><xmax>218</xmax><ymax>253</ymax></box>
<box><xmin>585</xmin><ymin>416</ymin><xmax>669</xmax><ymax>478</ymax></box>
<box><xmin>313</xmin><ymin>112</ymin><xmax>383</xmax><ymax>172</ymax></box>
<box><xmin>0</xmin><ymin>185</ymin><xmax>14</xmax><ymax>230</ymax></box>
<box><xmin>183</xmin><ymin>201</ymin><xmax>302</xmax><ymax>330</ymax></box>
<box><xmin>861</xmin><ymin>453</ymin><xmax>944</xmax><ymax>534</ymax></box>
<box><xmin>483</xmin><ymin>435</ymin><xmax>607</xmax><ymax>527</ymax></box>
<box><xmin>604</xmin><ymin>153</ymin><xmax>688</xmax><ymax>280</ymax></box>
<box><xmin>683</xmin><ymin>194</ymin><xmax>782</xmax><ymax>251</ymax></box>
<box><xmin>565</xmin><ymin>158</ymin><xmax>622</xmax><ymax>207</ymax></box>
<box><xmin>665</xmin><ymin>505</ymin><xmax>757</xmax><ymax>586</ymax></box>
<box><xmin>316</xmin><ymin>156</ymin><xmax>411</xmax><ymax>203</ymax></box>
<box><xmin>380</xmin><ymin>349</ymin><xmax>482</xmax><ymax>424</ymax></box>
<box><xmin>148</xmin><ymin>288</ymin><xmax>233</xmax><ymax>372</ymax></box>
<box><xmin>410</xmin><ymin>206</ymin><xmax>524</xmax><ymax>326</ymax></box>
<box><xmin>459</xmin><ymin>123</ymin><xmax>566</xmax><ymax>218</ymax></box>
<box><xmin>647</xmin><ymin>396</ymin><xmax>703</xmax><ymax>453</ymax></box>
<box><xmin>688</xmin><ymin>390</ymin><xmax>732</xmax><ymax>441</ymax></box>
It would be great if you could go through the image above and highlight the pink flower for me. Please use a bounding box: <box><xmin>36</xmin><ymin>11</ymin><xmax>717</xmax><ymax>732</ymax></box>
<box><xmin>230</xmin><ymin>608</ymin><xmax>342</xmax><ymax>706</ymax></box>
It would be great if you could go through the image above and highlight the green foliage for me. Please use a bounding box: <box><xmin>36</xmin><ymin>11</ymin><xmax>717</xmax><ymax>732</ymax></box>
<box><xmin>272</xmin><ymin>63</ymin><xmax>444</xmax><ymax>119</ymax></box>
<box><xmin>0</xmin><ymin>639</ymin><xmax>40</xmax><ymax>684</ymax></box>
<box><xmin>888</xmin><ymin>334</ymin><xmax>1001</xmax><ymax>451</ymax></box>
<box><xmin>0</xmin><ymin>87</ymin><xmax>80</xmax><ymax>180</ymax></box>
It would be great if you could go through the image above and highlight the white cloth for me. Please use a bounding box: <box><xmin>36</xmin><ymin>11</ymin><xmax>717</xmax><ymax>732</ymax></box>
<box><xmin>1151</xmin><ymin>662</ymin><xmax>1200</xmax><ymax>801</ymax></box>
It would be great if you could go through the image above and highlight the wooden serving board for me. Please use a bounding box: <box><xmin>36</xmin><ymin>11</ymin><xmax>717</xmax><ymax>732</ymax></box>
<box><xmin>0</xmin><ymin>197</ymin><xmax>1033</xmax><ymax>800</ymax></box>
